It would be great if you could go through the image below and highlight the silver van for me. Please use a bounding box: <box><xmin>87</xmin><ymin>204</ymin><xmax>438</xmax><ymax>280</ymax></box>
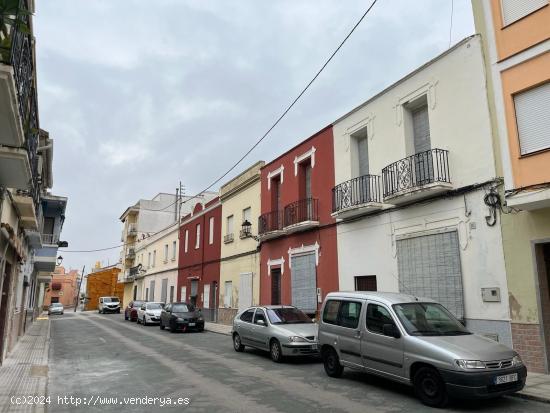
<box><xmin>318</xmin><ymin>292</ymin><xmax>526</xmax><ymax>407</ymax></box>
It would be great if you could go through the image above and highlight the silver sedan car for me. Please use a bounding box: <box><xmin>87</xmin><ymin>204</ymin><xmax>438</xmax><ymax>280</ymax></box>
<box><xmin>48</xmin><ymin>303</ymin><xmax>64</xmax><ymax>315</ymax></box>
<box><xmin>232</xmin><ymin>305</ymin><xmax>319</xmax><ymax>362</ymax></box>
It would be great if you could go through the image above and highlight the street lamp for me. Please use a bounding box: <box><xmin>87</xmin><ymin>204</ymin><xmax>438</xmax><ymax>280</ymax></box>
<box><xmin>56</xmin><ymin>255</ymin><xmax>63</xmax><ymax>266</ymax></box>
<box><xmin>241</xmin><ymin>220</ymin><xmax>260</xmax><ymax>241</ymax></box>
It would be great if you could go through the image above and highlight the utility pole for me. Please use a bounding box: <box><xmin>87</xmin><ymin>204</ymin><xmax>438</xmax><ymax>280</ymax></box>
<box><xmin>74</xmin><ymin>265</ymin><xmax>85</xmax><ymax>312</ymax></box>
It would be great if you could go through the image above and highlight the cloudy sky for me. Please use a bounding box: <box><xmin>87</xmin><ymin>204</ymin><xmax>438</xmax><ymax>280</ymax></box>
<box><xmin>33</xmin><ymin>0</ymin><xmax>475</xmax><ymax>272</ymax></box>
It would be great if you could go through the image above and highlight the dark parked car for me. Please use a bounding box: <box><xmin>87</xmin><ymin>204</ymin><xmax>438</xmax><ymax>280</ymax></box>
<box><xmin>159</xmin><ymin>302</ymin><xmax>204</xmax><ymax>333</ymax></box>
<box><xmin>124</xmin><ymin>300</ymin><xmax>146</xmax><ymax>321</ymax></box>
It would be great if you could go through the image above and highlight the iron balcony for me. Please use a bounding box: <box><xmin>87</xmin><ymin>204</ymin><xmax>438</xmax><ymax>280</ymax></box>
<box><xmin>332</xmin><ymin>175</ymin><xmax>385</xmax><ymax>220</ymax></box>
<box><xmin>283</xmin><ymin>198</ymin><xmax>319</xmax><ymax>234</ymax></box>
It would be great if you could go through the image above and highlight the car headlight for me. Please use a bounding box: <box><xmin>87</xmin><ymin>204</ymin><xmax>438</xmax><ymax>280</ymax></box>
<box><xmin>198</xmin><ymin>316</ymin><xmax>203</xmax><ymax>321</ymax></box>
<box><xmin>288</xmin><ymin>336</ymin><xmax>308</xmax><ymax>343</ymax></box>
<box><xmin>177</xmin><ymin>317</ymin><xmax>184</xmax><ymax>322</ymax></box>
<box><xmin>512</xmin><ymin>355</ymin><xmax>523</xmax><ymax>367</ymax></box>
<box><xmin>456</xmin><ymin>359</ymin><xmax>486</xmax><ymax>370</ymax></box>
<box><xmin>146</xmin><ymin>312</ymin><xmax>154</xmax><ymax>316</ymax></box>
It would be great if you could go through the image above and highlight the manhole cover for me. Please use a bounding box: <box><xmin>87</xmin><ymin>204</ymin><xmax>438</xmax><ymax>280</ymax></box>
<box><xmin>30</xmin><ymin>365</ymin><xmax>48</xmax><ymax>377</ymax></box>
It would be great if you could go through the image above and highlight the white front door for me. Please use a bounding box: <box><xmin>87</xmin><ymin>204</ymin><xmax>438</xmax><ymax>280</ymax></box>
<box><xmin>203</xmin><ymin>284</ymin><xmax>210</xmax><ymax>309</ymax></box>
<box><xmin>239</xmin><ymin>273</ymin><xmax>253</xmax><ymax>311</ymax></box>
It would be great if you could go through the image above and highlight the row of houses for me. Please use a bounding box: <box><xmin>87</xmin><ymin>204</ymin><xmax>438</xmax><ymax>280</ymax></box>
<box><xmin>0</xmin><ymin>1</ymin><xmax>67</xmax><ymax>364</ymax></box>
<box><xmin>116</xmin><ymin>2</ymin><xmax>550</xmax><ymax>373</ymax></box>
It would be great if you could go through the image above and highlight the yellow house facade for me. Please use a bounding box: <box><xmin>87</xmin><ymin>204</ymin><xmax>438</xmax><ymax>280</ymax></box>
<box><xmin>218</xmin><ymin>161</ymin><xmax>264</xmax><ymax>324</ymax></box>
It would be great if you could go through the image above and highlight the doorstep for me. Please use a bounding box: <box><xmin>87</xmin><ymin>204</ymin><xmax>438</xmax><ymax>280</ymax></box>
<box><xmin>512</xmin><ymin>372</ymin><xmax>550</xmax><ymax>403</ymax></box>
<box><xmin>0</xmin><ymin>314</ymin><xmax>50</xmax><ymax>412</ymax></box>
<box><xmin>204</xmin><ymin>322</ymin><xmax>232</xmax><ymax>336</ymax></box>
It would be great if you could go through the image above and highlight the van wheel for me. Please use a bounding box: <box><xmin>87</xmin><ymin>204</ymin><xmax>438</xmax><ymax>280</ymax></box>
<box><xmin>233</xmin><ymin>333</ymin><xmax>244</xmax><ymax>352</ymax></box>
<box><xmin>322</xmin><ymin>348</ymin><xmax>344</xmax><ymax>378</ymax></box>
<box><xmin>270</xmin><ymin>339</ymin><xmax>283</xmax><ymax>363</ymax></box>
<box><xmin>413</xmin><ymin>366</ymin><xmax>449</xmax><ymax>408</ymax></box>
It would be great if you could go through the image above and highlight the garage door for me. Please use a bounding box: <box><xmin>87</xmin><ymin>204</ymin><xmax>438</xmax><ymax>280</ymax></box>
<box><xmin>396</xmin><ymin>231</ymin><xmax>464</xmax><ymax>319</ymax></box>
<box><xmin>290</xmin><ymin>253</ymin><xmax>317</xmax><ymax>313</ymax></box>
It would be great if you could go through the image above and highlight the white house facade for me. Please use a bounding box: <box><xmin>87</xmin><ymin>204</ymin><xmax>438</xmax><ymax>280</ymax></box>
<box><xmin>332</xmin><ymin>35</ymin><xmax>513</xmax><ymax>345</ymax></box>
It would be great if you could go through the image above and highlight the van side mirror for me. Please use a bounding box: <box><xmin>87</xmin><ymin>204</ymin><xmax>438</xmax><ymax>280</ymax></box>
<box><xmin>383</xmin><ymin>323</ymin><xmax>401</xmax><ymax>339</ymax></box>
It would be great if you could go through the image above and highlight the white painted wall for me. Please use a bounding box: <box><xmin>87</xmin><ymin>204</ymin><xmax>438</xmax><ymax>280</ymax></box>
<box><xmin>333</xmin><ymin>35</ymin><xmax>496</xmax><ymax>190</ymax></box>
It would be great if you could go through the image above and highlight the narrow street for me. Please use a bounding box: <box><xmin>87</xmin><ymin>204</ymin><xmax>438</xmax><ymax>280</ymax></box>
<box><xmin>47</xmin><ymin>312</ymin><xmax>548</xmax><ymax>413</ymax></box>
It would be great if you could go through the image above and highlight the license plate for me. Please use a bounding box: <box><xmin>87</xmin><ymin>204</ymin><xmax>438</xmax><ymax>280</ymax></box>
<box><xmin>494</xmin><ymin>373</ymin><xmax>518</xmax><ymax>385</ymax></box>
<box><xmin>189</xmin><ymin>323</ymin><xmax>196</xmax><ymax>327</ymax></box>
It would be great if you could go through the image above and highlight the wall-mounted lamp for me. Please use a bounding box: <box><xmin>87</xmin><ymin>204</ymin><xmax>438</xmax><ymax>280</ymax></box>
<box><xmin>241</xmin><ymin>220</ymin><xmax>260</xmax><ymax>241</ymax></box>
<box><xmin>56</xmin><ymin>255</ymin><xmax>63</xmax><ymax>266</ymax></box>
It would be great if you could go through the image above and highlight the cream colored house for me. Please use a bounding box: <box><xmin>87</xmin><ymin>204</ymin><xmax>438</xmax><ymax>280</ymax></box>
<box><xmin>133</xmin><ymin>223</ymin><xmax>179</xmax><ymax>304</ymax></box>
<box><xmin>218</xmin><ymin>162</ymin><xmax>264</xmax><ymax>324</ymax></box>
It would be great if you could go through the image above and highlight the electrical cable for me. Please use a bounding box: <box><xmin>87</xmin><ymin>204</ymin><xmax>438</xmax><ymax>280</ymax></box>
<box><xmin>59</xmin><ymin>0</ymin><xmax>380</xmax><ymax>254</ymax></box>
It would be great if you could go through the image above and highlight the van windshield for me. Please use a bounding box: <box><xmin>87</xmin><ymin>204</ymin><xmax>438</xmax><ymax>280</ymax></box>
<box><xmin>393</xmin><ymin>303</ymin><xmax>471</xmax><ymax>336</ymax></box>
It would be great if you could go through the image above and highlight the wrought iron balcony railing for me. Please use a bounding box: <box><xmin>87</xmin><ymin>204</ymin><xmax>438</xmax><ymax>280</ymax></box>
<box><xmin>284</xmin><ymin>198</ymin><xmax>319</xmax><ymax>227</ymax></box>
<box><xmin>382</xmin><ymin>149</ymin><xmax>450</xmax><ymax>198</ymax></box>
<box><xmin>332</xmin><ymin>175</ymin><xmax>381</xmax><ymax>213</ymax></box>
<box><xmin>223</xmin><ymin>233</ymin><xmax>234</xmax><ymax>244</ymax></box>
<box><xmin>258</xmin><ymin>210</ymin><xmax>284</xmax><ymax>235</ymax></box>
<box><xmin>41</xmin><ymin>233</ymin><xmax>59</xmax><ymax>245</ymax></box>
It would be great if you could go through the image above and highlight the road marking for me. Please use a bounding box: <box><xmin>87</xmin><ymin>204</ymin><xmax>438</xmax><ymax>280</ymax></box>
<box><xmin>98</xmin><ymin>337</ymin><xmax>106</xmax><ymax>343</ymax></box>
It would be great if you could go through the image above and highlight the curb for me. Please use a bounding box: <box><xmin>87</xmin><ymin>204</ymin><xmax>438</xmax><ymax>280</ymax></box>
<box><xmin>204</xmin><ymin>326</ymin><xmax>232</xmax><ymax>336</ymax></box>
<box><xmin>510</xmin><ymin>392</ymin><xmax>550</xmax><ymax>404</ymax></box>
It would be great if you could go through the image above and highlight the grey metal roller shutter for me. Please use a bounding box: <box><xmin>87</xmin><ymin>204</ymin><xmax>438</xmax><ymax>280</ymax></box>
<box><xmin>514</xmin><ymin>82</ymin><xmax>550</xmax><ymax>155</ymax></box>
<box><xmin>161</xmin><ymin>278</ymin><xmax>168</xmax><ymax>303</ymax></box>
<box><xmin>396</xmin><ymin>231</ymin><xmax>464</xmax><ymax>319</ymax></box>
<box><xmin>149</xmin><ymin>280</ymin><xmax>155</xmax><ymax>301</ymax></box>
<box><xmin>290</xmin><ymin>253</ymin><xmax>317</xmax><ymax>313</ymax></box>
<box><xmin>501</xmin><ymin>0</ymin><xmax>548</xmax><ymax>25</ymax></box>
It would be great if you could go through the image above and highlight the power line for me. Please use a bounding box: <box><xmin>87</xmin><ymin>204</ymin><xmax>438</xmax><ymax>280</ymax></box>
<box><xmin>59</xmin><ymin>0</ymin><xmax>380</xmax><ymax>254</ymax></box>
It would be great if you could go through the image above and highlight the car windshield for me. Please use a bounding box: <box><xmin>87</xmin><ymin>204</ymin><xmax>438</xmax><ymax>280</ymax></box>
<box><xmin>147</xmin><ymin>303</ymin><xmax>163</xmax><ymax>310</ymax></box>
<box><xmin>172</xmin><ymin>304</ymin><xmax>194</xmax><ymax>312</ymax></box>
<box><xmin>393</xmin><ymin>303</ymin><xmax>471</xmax><ymax>336</ymax></box>
<box><xmin>51</xmin><ymin>303</ymin><xmax>62</xmax><ymax>307</ymax></box>
<box><xmin>132</xmin><ymin>301</ymin><xmax>144</xmax><ymax>307</ymax></box>
<box><xmin>266</xmin><ymin>307</ymin><xmax>312</xmax><ymax>324</ymax></box>
<box><xmin>103</xmin><ymin>297</ymin><xmax>119</xmax><ymax>303</ymax></box>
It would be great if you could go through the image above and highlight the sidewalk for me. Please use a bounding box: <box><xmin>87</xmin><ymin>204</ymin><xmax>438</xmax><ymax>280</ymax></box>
<box><xmin>0</xmin><ymin>315</ymin><xmax>50</xmax><ymax>412</ymax></box>
<box><xmin>204</xmin><ymin>321</ymin><xmax>232</xmax><ymax>336</ymax></box>
<box><xmin>515</xmin><ymin>372</ymin><xmax>550</xmax><ymax>404</ymax></box>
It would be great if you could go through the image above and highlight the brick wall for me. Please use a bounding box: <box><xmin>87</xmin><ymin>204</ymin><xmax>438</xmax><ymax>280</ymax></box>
<box><xmin>511</xmin><ymin>323</ymin><xmax>547</xmax><ymax>373</ymax></box>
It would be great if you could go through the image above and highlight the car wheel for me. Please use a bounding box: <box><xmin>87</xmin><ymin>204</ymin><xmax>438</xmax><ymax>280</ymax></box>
<box><xmin>322</xmin><ymin>348</ymin><xmax>344</xmax><ymax>378</ymax></box>
<box><xmin>160</xmin><ymin>320</ymin><xmax>165</xmax><ymax>330</ymax></box>
<box><xmin>413</xmin><ymin>366</ymin><xmax>449</xmax><ymax>408</ymax></box>
<box><xmin>143</xmin><ymin>317</ymin><xmax>147</xmax><ymax>326</ymax></box>
<box><xmin>233</xmin><ymin>333</ymin><xmax>244</xmax><ymax>352</ymax></box>
<box><xmin>270</xmin><ymin>339</ymin><xmax>283</xmax><ymax>363</ymax></box>
<box><xmin>61</xmin><ymin>312</ymin><xmax>64</xmax><ymax>315</ymax></box>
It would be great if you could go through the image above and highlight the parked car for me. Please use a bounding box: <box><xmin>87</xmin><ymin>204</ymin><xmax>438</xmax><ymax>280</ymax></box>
<box><xmin>318</xmin><ymin>291</ymin><xmax>527</xmax><ymax>407</ymax></box>
<box><xmin>137</xmin><ymin>302</ymin><xmax>164</xmax><ymax>325</ymax></box>
<box><xmin>48</xmin><ymin>302</ymin><xmax>64</xmax><ymax>315</ymax></box>
<box><xmin>232</xmin><ymin>305</ymin><xmax>319</xmax><ymax>363</ymax></box>
<box><xmin>124</xmin><ymin>300</ymin><xmax>145</xmax><ymax>321</ymax></box>
<box><xmin>98</xmin><ymin>296</ymin><xmax>121</xmax><ymax>314</ymax></box>
<box><xmin>159</xmin><ymin>302</ymin><xmax>204</xmax><ymax>333</ymax></box>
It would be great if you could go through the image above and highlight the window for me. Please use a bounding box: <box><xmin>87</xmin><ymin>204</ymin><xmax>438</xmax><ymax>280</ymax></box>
<box><xmin>145</xmin><ymin>288</ymin><xmax>149</xmax><ymax>301</ymax></box>
<box><xmin>253</xmin><ymin>309</ymin><xmax>267</xmax><ymax>325</ymax></box>
<box><xmin>514</xmin><ymin>82</ymin><xmax>550</xmax><ymax>155</ymax></box>
<box><xmin>242</xmin><ymin>207</ymin><xmax>251</xmax><ymax>224</ymax></box>
<box><xmin>353</xmin><ymin>131</ymin><xmax>369</xmax><ymax>177</ymax></box>
<box><xmin>149</xmin><ymin>280</ymin><xmax>155</xmax><ymax>301</ymax></box>
<box><xmin>355</xmin><ymin>276</ymin><xmax>377</xmax><ymax>291</ymax></box>
<box><xmin>226</xmin><ymin>215</ymin><xmax>234</xmax><ymax>235</ymax></box>
<box><xmin>164</xmin><ymin>244</ymin><xmax>168</xmax><ymax>261</ymax></box>
<box><xmin>184</xmin><ymin>230</ymin><xmax>189</xmax><ymax>253</ymax></box>
<box><xmin>209</xmin><ymin>217</ymin><xmax>214</xmax><ymax>244</ymax></box>
<box><xmin>366</xmin><ymin>303</ymin><xmax>395</xmax><ymax>335</ymax></box>
<box><xmin>240</xmin><ymin>308</ymin><xmax>255</xmax><ymax>323</ymax></box>
<box><xmin>169</xmin><ymin>286</ymin><xmax>174</xmax><ymax>303</ymax></box>
<box><xmin>172</xmin><ymin>241</ymin><xmax>177</xmax><ymax>260</ymax></box>
<box><xmin>224</xmin><ymin>281</ymin><xmax>233</xmax><ymax>308</ymax></box>
<box><xmin>339</xmin><ymin>301</ymin><xmax>362</xmax><ymax>329</ymax></box>
<box><xmin>412</xmin><ymin>103</ymin><xmax>430</xmax><ymax>154</ymax></box>
<box><xmin>195</xmin><ymin>224</ymin><xmax>200</xmax><ymax>249</ymax></box>
<box><xmin>501</xmin><ymin>0</ymin><xmax>548</xmax><ymax>26</ymax></box>
<box><xmin>152</xmin><ymin>250</ymin><xmax>156</xmax><ymax>267</ymax></box>
<box><xmin>322</xmin><ymin>300</ymin><xmax>341</xmax><ymax>325</ymax></box>
<box><xmin>147</xmin><ymin>252</ymin><xmax>151</xmax><ymax>268</ymax></box>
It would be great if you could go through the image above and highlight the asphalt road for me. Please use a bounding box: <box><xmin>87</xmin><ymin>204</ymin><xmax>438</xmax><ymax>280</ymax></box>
<box><xmin>47</xmin><ymin>312</ymin><xmax>548</xmax><ymax>413</ymax></box>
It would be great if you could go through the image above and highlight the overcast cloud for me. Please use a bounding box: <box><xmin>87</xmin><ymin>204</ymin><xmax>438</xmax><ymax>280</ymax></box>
<box><xmin>33</xmin><ymin>0</ymin><xmax>475</xmax><ymax>272</ymax></box>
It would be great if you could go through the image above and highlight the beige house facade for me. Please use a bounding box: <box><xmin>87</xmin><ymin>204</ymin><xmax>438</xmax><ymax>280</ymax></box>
<box><xmin>218</xmin><ymin>162</ymin><xmax>264</xmax><ymax>324</ymax></box>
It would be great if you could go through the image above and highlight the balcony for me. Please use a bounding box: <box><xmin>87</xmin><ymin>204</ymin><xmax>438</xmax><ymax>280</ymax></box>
<box><xmin>332</xmin><ymin>175</ymin><xmax>386</xmax><ymax>220</ymax></box>
<box><xmin>283</xmin><ymin>198</ymin><xmax>319</xmax><ymax>234</ymax></box>
<box><xmin>41</xmin><ymin>233</ymin><xmax>59</xmax><ymax>246</ymax></box>
<box><xmin>382</xmin><ymin>148</ymin><xmax>452</xmax><ymax>204</ymax></box>
<box><xmin>12</xmin><ymin>193</ymin><xmax>38</xmax><ymax>229</ymax></box>
<box><xmin>126</xmin><ymin>248</ymin><xmax>136</xmax><ymax>259</ymax></box>
<box><xmin>224</xmin><ymin>233</ymin><xmax>234</xmax><ymax>244</ymax></box>
<box><xmin>258</xmin><ymin>210</ymin><xmax>284</xmax><ymax>241</ymax></box>
<box><xmin>127</xmin><ymin>223</ymin><xmax>137</xmax><ymax>236</ymax></box>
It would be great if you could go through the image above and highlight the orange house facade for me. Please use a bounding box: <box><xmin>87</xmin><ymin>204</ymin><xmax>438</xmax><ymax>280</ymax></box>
<box><xmin>43</xmin><ymin>266</ymin><xmax>80</xmax><ymax>309</ymax></box>
<box><xmin>473</xmin><ymin>0</ymin><xmax>550</xmax><ymax>373</ymax></box>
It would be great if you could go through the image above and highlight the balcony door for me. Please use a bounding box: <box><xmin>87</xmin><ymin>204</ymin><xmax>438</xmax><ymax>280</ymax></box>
<box><xmin>271</xmin><ymin>268</ymin><xmax>281</xmax><ymax>305</ymax></box>
<box><xmin>412</xmin><ymin>104</ymin><xmax>433</xmax><ymax>184</ymax></box>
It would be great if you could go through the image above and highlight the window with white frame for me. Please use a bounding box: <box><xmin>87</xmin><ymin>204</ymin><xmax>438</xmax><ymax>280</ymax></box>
<box><xmin>152</xmin><ymin>250</ymin><xmax>156</xmax><ymax>267</ymax></box>
<box><xmin>209</xmin><ymin>217</ymin><xmax>214</xmax><ymax>244</ymax></box>
<box><xmin>164</xmin><ymin>244</ymin><xmax>168</xmax><ymax>261</ymax></box>
<box><xmin>242</xmin><ymin>207</ymin><xmax>251</xmax><ymax>224</ymax></box>
<box><xmin>148</xmin><ymin>252</ymin><xmax>151</xmax><ymax>268</ymax></box>
<box><xmin>514</xmin><ymin>82</ymin><xmax>550</xmax><ymax>155</ymax></box>
<box><xmin>184</xmin><ymin>230</ymin><xmax>189</xmax><ymax>253</ymax></box>
<box><xmin>226</xmin><ymin>215</ymin><xmax>234</xmax><ymax>235</ymax></box>
<box><xmin>195</xmin><ymin>224</ymin><xmax>201</xmax><ymax>249</ymax></box>
<box><xmin>500</xmin><ymin>0</ymin><xmax>548</xmax><ymax>26</ymax></box>
<box><xmin>172</xmin><ymin>240</ymin><xmax>177</xmax><ymax>260</ymax></box>
<box><xmin>224</xmin><ymin>281</ymin><xmax>233</xmax><ymax>308</ymax></box>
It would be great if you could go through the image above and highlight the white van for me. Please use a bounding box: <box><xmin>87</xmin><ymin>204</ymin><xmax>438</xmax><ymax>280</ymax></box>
<box><xmin>318</xmin><ymin>292</ymin><xmax>526</xmax><ymax>407</ymax></box>
<box><xmin>98</xmin><ymin>296</ymin><xmax>121</xmax><ymax>314</ymax></box>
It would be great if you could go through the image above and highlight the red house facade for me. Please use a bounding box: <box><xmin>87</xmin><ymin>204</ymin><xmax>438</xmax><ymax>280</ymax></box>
<box><xmin>259</xmin><ymin>125</ymin><xmax>338</xmax><ymax>316</ymax></box>
<box><xmin>177</xmin><ymin>198</ymin><xmax>221</xmax><ymax>321</ymax></box>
